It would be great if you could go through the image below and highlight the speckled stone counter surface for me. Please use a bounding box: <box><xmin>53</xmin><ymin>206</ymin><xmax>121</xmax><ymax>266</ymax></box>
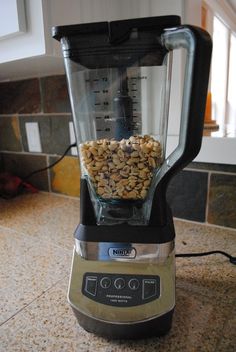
<box><xmin>0</xmin><ymin>193</ymin><xmax>235</xmax><ymax>352</ymax></box>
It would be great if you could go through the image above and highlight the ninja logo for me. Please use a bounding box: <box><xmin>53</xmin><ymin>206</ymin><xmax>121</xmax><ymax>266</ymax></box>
<box><xmin>108</xmin><ymin>247</ymin><xmax>136</xmax><ymax>259</ymax></box>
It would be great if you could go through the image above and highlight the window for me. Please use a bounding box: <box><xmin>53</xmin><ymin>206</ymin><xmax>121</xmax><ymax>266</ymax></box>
<box><xmin>203</xmin><ymin>1</ymin><xmax>236</xmax><ymax>137</ymax></box>
<box><xmin>228</xmin><ymin>33</ymin><xmax>236</xmax><ymax>133</ymax></box>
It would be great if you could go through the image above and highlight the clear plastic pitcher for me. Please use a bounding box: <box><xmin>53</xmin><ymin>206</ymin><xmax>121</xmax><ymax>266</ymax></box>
<box><xmin>52</xmin><ymin>16</ymin><xmax>211</xmax><ymax>225</ymax></box>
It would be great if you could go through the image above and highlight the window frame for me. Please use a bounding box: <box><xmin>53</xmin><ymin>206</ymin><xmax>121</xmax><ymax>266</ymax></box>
<box><xmin>203</xmin><ymin>0</ymin><xmax>236</xmax><ymax>137</ymax></box>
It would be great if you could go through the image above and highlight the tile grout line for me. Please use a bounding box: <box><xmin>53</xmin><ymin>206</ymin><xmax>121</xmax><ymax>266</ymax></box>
<box><xmin>0</xmin><ymin>276</ymin><xmax>67</xmax><ymax>328</ymax></box>
<box><xmin>46</xmin><ymin>154</ymin><xmax>52</xmax><ymax>193</ymax></box>
<box><xmin>39</xmin><ymin>190</ymin><xmax>80</xmax><ymax>200</ymax></box>
<box><xmin>0</xmin><ymin>150</ymin><xmax>66</xmax><ymax>157</ymax></box>
<box><xmin>185</xmin><ymin>167</ymin><xmax>236</xmax><ymax>176</ymax></box>
<box><xmin>205</xmin><ymin>171</ymin><xmax>211</xmax><ymax>224</ymax></box>
<box><xmin>174</xmin><ymin>217</ymin><xmax>236</xmax><ymax>232</ymax></box>
<box><xmin>0</xmin><ymin>113</ymin><xmax>72</xmax><ymax>117</ymax></box>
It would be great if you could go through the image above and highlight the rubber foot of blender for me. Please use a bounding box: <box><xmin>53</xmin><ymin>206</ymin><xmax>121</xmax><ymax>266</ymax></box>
<box><xmin>71</xmin><ymin>306</ymin><xmax>174</xmax><ymax>339</ymax></box>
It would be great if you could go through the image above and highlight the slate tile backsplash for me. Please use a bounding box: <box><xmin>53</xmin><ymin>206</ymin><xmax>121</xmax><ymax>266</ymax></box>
<box><xmin>167</xmin><ymin>170</ymin><xmax>208</xmax><ymax>222</ymax></box>
<box><xmin>0</xmin><ymin>115</ymin><xmax>22</xmax><ymax>152</ymax></box>
<box><xmin>1</xmin><ymin>153</ymin><xmax>49</xmax><ymax>191</ymax></box>
<box><xmin>41</xmin><ymin>75</ymin><xmax>71</xmax><ymax>113</ymax></box>
<box><xmin>0</xmin><ymin>74</ymin><xmax>235</xmax><ymax>229</ymax></box>
<box><xmin>0</xmin><ymin>79</ymin><xmax>41</xmax><ymax>114</ymax></box>
<box><xmin>49</xmin><ymin>156</ymin><xmax>80</xmax><ymax>197</ymax></box>
<box><xmin>208</xmin><ymin>174</ymin><xmax>236</xmax><ymax>228</ymax></box>
<box><xmin>20</xmin><ymin>115</ymin><xmax>72</xmax><ymax>155</ymax></box>
<box><xmin>188</xmin><ymin>162</ymin><xmax>236</xmax><ymax>174</ymax></box>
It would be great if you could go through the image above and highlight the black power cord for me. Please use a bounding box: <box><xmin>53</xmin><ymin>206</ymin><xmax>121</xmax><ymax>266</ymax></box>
<box><xmin>176</xmin><ymin>251</ymin><xmax>236</xmax><ymax>265</ymax></box>
<box><xmin>23</xmin><ymin>143</ymin><xmax>77</xmax><ymax>182</ymax></box>
<box><xmin>21</xmin><ymin>142</ymin><xmax>236</xmax><ymax>266</ymax></box>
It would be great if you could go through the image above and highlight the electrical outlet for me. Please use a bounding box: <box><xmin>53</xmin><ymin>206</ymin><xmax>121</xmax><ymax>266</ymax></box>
<box><xmin>25</xmin><ymin>122</ymin><xmax>42</xmax><ymax>153</ymax></box>
<box><xmin>69</xmin><ymin>122</ymin><xmax>78</xmax><ymax>156</ymax></box>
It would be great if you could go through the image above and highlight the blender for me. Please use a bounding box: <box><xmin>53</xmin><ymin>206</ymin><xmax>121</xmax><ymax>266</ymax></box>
<box><xmin>52</xmin><ymin>16</ymin><xmax>212</xmax><ymax>339</ymax></box>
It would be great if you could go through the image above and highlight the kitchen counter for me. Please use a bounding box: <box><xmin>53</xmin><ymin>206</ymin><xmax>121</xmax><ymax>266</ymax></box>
<box><xmin>0</xmin><ymin>193</ymin><xmax>235</xmax><ymax>352</ymax></box>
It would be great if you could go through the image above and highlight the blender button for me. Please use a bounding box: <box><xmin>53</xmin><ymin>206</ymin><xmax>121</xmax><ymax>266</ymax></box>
<box><xmin>128</xmin><ymin>278</ymin><xmax>139</xmax><ymax>290</ymax></box>
<box><xmin>100</xmin><ymin>277</ymin><xmax>111</xmax><ymax>289</ymax></box>
<box><xmin>84</xmin><ymin>276</ymin><xmax>97</xmax><ymax>296</ymax></box>
<box><xmin>142</xmin><ymin>279</ymin><xmax>157</xmax><ymax>300</ymax></box>
<box><xmin>114</xmin><ymin>278</ymin><xmax>125</xmax><ymax>290</ymax></box>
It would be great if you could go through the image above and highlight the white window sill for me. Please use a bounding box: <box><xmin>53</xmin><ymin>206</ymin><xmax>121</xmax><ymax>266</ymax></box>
<box><xmin>166</xmin><ymin>136</ymin><xmax>236</xmax><ymax>165</ymax></box>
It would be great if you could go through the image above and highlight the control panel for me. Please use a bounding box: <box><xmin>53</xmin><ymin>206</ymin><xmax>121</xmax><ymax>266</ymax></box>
<box><xmin>82</xmin><ymin>272</ymin><xmax>160</xmax><ymax>307</ymax></box>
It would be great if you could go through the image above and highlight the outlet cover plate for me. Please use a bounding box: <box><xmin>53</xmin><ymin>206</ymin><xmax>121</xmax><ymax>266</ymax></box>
<box><xmin>25</xmin><ymin>122</ymin><xmax>42</xmax><ymax>153</ymax></box>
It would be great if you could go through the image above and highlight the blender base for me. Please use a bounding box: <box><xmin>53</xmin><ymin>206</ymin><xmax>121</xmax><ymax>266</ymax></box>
<box><xmin>71</xmin><ymin>307</ymin><xmax>174</xmax><ymax>339</ymax></box>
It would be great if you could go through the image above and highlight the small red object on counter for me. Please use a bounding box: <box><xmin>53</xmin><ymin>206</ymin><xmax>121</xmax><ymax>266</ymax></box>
<box><xmin>0</xmin><ymin>172</ymin><xmax>38</xmax><ymax>199</ymax></box>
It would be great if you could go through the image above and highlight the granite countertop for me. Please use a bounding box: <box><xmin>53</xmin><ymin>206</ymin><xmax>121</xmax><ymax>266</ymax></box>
<box><xmin>0</xmin><ymin>193</ymin><xmax>235</xmax><ymax>352</ymax></box>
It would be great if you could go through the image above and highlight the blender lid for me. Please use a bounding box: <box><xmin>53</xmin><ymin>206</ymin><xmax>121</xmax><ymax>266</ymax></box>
<box><xmin>52</xmin><ymin>16</ymin><xmax>181</xmax><ymax>68</ymax></box>
<box><xmin>52</xmin><ymin>15</ymin><xmax>181</xmax><ymax>44</ymax></box>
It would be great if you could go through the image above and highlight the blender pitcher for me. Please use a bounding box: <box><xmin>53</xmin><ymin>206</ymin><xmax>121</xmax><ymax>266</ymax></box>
<box><xmin>54</xmin><ymin>16</ymin><xmax>179</xmax><ymax>226</ymax></box>
<box><xmin>53</xmin><ymin>16</ymin><xmax>212</xmax><ymax>339</ymax></box>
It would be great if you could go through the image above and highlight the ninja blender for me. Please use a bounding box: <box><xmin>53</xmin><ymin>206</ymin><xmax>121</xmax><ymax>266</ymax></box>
<box><xmin>52</xmin><ymin>16</ymin><xmax>212</xmax><ymax>339</ymax></box>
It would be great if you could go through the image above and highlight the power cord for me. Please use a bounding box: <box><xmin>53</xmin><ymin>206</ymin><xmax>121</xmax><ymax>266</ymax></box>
<box><xmin>21</xmin><ymin>142</ymin><xmax>236</xmax><ymax>266</ymax></box>
<box><xmin>176</xmin><ymin>251</ymin><xmax>236</xmax><ymax>265</ymax></box>
<box><xmin>23</xmin><ymin>143</ymin><xmax>77</xmax><ymax>182</ymax></box>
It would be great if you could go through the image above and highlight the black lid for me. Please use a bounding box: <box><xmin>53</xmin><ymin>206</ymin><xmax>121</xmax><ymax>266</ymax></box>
<box><xmin>52</xmin><ymin>21</ymin><xmax>108</xmax><ymax>41</ymax></box>
<box><xmin>52</xmin><ymin>16</ymin><xmax>181</xmax><ymax>68</ymax></box>
<box><xmin>52</xmin><ymin>16</ymin><xmax>181</xmax><ymax>44</ymax></box>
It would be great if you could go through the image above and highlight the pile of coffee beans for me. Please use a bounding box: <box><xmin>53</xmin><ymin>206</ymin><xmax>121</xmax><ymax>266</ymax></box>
<box><xmin>79</xmin><ymin>135</ymin><xmax>162</xmax><ymax>200</ymax></box>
